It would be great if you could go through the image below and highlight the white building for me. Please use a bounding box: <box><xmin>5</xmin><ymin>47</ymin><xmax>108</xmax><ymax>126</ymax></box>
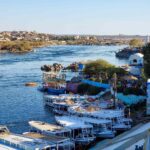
<box><xmin>129</xmin><ymin>53</ymin><xmax>144</xmax><ymax>76</ymax></box>
<box><xmin>147</xmin><ymin>79</ymin><xmax>150</xmax><ymax>115</ymax></box>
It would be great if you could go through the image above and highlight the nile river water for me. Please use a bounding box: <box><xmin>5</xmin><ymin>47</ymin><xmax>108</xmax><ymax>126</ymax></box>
<box><xmin>0</xmin><ymin>45</ymin><xmax>128</xmax><ymax>133</ymax></box>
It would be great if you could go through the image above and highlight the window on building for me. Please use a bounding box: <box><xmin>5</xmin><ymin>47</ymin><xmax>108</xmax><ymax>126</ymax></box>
<box><xmin>133</xmin><ymin>59</ymin><xmax>137</xmax><ymax>63</ymax></box>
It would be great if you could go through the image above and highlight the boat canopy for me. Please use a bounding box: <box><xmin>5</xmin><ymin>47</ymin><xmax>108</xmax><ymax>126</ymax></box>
<box><xmin>82</xmin><ymin>79</ymin><xmax>110</xmax><ymax>89</ymax></box>
<box><xmin>29</xmin><ymin>121</ymin><xmax>71</xmax><ymax>133</ymax></box>
<box><xmin>55</xmin><ymin>116</ymin><xmax>93</xmax><ymax>129</ymax></box>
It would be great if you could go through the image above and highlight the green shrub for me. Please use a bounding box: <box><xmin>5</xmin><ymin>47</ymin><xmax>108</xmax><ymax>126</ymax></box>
<box><xmin>84</xmin><ymin>59</ymin><xmax>127</xmax><ymax>81</ymax></box>
<box><xmin>84</xmin><ymin>59</ymin><xmax>114</xmax><ymax>76</ymax></box>
<box><xmin>77</xmin><ymin>83</ymin><xmax>102</xmax><ymax>95</ymax></box>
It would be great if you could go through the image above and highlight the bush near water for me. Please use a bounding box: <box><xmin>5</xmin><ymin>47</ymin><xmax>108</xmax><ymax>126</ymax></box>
<box><xmin>0</xmin><ymin>41</ymin><xmax>50</xmax><ymax>52</ymax></box>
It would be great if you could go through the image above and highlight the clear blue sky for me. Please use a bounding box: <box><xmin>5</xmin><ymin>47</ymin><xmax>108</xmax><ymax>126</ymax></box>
<box><xmin>0</xmin><ymin>0</ymin><xmax>150</xmax><ymax>35</ymax></box>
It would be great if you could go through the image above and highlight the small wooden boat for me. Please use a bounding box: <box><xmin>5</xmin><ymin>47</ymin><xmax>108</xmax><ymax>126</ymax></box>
<box><xmin>25</xmin><ymin>82</ymin><xmax>37</xmax><ymax>87</ymax></box>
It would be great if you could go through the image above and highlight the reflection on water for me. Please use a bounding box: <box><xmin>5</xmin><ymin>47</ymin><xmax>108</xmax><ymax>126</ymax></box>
<box><xmin>0</xmin><ymin>45</ymin><xmax>128</xmax><ymax>133</ymax></box>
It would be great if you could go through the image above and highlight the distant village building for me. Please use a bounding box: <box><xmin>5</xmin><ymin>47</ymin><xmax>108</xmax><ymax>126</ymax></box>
<box><xmin>74</xmin><ymin>35</ymin><xmax>80</xmax><ymax>40</ymax></box>
<box><xmin>146</xmin><ymin>35</ymin><xmax>150</xmax><ymax>44</ymax></box>
<box><xmin>86</xmin><ymin>36</ymin><xmax>90</xmax><ymax>40</ymax></box>
<box><xmin>129</xmin><ymin>53</ymin><xmax>143</xmax><ymax>76</ymax></box>
<box><xmin>0</xmin><ymin>37</ymin><xmax>10</xmax><ymax>41</ymax></box>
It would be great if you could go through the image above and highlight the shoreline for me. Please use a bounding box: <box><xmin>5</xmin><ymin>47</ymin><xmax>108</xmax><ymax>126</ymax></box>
<box><xmin>0</xmin><ymin>43</ymin><xmax>126</xmax><ymax>54</ymax></box>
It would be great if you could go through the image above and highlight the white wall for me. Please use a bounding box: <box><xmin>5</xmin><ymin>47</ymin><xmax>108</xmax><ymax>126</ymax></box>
<box><xmin>147</xmin><ymin>79</ymin><xmax>150</xmax><ymax>115</ymax></box>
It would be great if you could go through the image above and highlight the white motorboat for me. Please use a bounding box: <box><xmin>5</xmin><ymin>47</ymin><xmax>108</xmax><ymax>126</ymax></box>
<box><xmin>78</xmin><ymin>116</ymin><xmax>115</xmax><ymax>138</ymax></box>
<box><xmin>44</xmin><ymin>94</ymin><xmax>81</xmax><ymax>108</ymax></box>
<box><xmin>29</xmin><ymin>121</ymin><xmax>71</xmax><ymax>137</ymax></box>
<box><xmin>28</xmin><ymin>121</ymin><xmax>75</xmax><ymax>149</ymax></box>
<box><xmin>68</xmin><ymin>105</ymin><xmax>132</xmax><ymax>131</ymax></box>
<box><xmin>23</xmin><ymin>132</ymin><xmax>75</xmax><ymax>150</ymax></box>
<box><xmin>52</xmin><ymin>100</ymin><xmax>80</xmax><ymax>115</ymax></box>
<box><xmin>44</xmin><ymin>95</ymin><xmax>66</xmax><ymax>107</ymax></box>
<box><xmin>55</xmin><ymin>116</ymin><xmax>96</xmax><ymax>145</ymax></box>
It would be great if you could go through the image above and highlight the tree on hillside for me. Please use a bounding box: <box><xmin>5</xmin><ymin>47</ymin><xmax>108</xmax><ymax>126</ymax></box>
<box><xmin>84</xmin><ymin>59</ymin><xmax>114</xmax><ymax>76</ymax></box>
<box><xmin>84</xmin><ymin>59</ymin><xmax>127</xmax><ymax>80</ymax></box>
<box><xmin>129</xmin><ymin>39</ymin><xmax>143</xmax><ymax>47</ymax></box>
<box><xmin>143</xmin><ymin>43</ymin><xmax>150</xmax><ymax>77</ymax></box>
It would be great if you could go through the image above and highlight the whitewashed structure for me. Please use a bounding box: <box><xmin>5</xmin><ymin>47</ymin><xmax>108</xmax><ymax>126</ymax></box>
<box><xmin>147</xmin><ymin>79</ymin><xmax>150</xmax><ymax>115</ymax></box>
<box><xmin>129</xmin><ymin>53</ymin><xmax>144</xmax><ymax>76</ymax></box>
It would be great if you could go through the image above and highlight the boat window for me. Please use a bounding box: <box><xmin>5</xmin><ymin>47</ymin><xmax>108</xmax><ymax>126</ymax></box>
<box><xmin>133</xmin><ymin>59</ymin><xmax>137</xmax><ymax>63</ymax></box>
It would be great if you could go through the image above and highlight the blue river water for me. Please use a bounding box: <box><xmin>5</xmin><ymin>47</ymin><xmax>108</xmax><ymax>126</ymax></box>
<box><xmin>0</xmin><ymin>45</ymin><xmax>128</xmax><ymax>133</ymax></box>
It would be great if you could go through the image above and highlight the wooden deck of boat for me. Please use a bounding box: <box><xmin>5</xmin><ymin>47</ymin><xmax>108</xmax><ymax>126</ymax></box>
<box><xmin>24</xmin><ymin>132</ymin><xmax>69</xmax><ymax>142</ymax></box>
<box><xmin>0</xmin><ymin>132</ymin><xmax>56</xmax><ymax>149</ymax></box>
<box><xmin>30</xmin><ymin>121</ymin><xmax>64</xmax><ymax>131</ymax></box>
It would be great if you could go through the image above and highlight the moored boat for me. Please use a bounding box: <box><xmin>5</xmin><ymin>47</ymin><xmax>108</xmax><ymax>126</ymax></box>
<box><xmin>29</xmin><ymin>120</ymin><xmax>71</xmax><ymax>137</ymax></box>
<box><xmin>55</xmin><ymin>116</ymin><xmax>96</xmax><ymax>145</ymax></box>
<box><xmin>47</xmin><ymin>87</ymin><xmax>66</xmax><ymax>95</ymax></box>
<box><xmin>28</xmin><ymin>121</ymin><xmax>75</xmax><ymax>149</ymax></box>
<box><xmin>0</xmin><ymin>125</ymin><xmax>57</xmax><ymax>150</ymax></box>
<box><xmin>23</xmin><ymin>132</ymin><xmax>75</xmax><ymax>150</ymax></box>
<box><xmin>78</xmin><ymin>116</ymin><xmax>115</xmax><ymax>138</ymax></box>
<box><xmin>68</xmin><ymin>105</ymin><xmax>132</xmax><ymax>132</ymax></box>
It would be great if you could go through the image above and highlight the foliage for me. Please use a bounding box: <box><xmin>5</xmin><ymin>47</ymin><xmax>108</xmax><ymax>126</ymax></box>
<box><xmin>84</xmin><ymin>59</ymin><xmax>114</xmax><ymax>75</ymax></box>
<box><xmin>129</xmin><ymin>39</ymin><xmax>143</xmax><ymax>47</ymax></box>
<box><xmin>107</xmin><ymin>67</ymin><xmax>127</xmax><ymax>78</ymax></box>
<box><xmin>84</xmin><ymin>59</ymin><xmax>127</xmax><ymax>80</ymax></box>
<box><xmin>77</xmin><ymin>83</ymin><xmax>102</xmax><ymax>95</ymax></box>
<box><xmin>0</xmin><ymin>41</ymin><xmax>49</xmax><ymax>52</ymax></box>
<box><xmin>143</xmin><ymin>43</ymin><xmax>150</xmax><ymax>78</ymax></box>
<box><xmin>141</xmin><ymin>68</ymin><xmax>147</xmax><ymax>81</ymax></box>
<box><xmin>123</xmin><ymin>87</ymin><xmax>145</xmax><ymax>96</ymax></box>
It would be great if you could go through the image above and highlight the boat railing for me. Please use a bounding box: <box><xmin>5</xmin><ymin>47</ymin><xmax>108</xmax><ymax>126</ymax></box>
<box><xmin>0</xmin><ymin>138</ymin><xmax>29</xmax><ymax>150</ymax></box>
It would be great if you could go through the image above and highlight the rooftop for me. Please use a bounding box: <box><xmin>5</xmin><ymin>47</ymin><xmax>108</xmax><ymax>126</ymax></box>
<box><xmin>69</xmin><ymin>106</ymin><xmax>124</xmax><ymax>119</ymax></box>
<box><xmin>55</xmin><ymin>116</ymin><xmax>93</xmax><ymax>129</ymax></box>
<box><xmin>24</xmin><ymin>132</ymin><xmax>70</xmax><ymax>143</ymax></box>
<box><xmin>29</xmin><ymin>121</ymin><xmax>71</xmax><ymax>133</ymax></box>
<box><xmin>0</xmin><ymin>132</ymin><xmax>55</xmax><ymax>149</ymax></box>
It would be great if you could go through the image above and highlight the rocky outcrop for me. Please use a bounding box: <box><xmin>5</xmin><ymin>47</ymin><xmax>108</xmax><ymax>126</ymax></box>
<box><xmin>115</xmin><ymin>47</ymin><xmax>140</xmax><ymax>59</ymax></box>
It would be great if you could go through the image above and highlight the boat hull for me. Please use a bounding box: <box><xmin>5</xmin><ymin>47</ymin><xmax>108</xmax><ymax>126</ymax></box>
<box><xmin>47</xmin><ymin>88</ymin><xmax>65</xmax><ymax>95</ymax></box>
<box><xmin>94</xmin><ymin>132</ymin><xmax>115</xmax><ymax>138</ymax></box>
<box><xmin>74</xmin><ymin>137</ymin><xmax>95</xmax><ymax>145</ymax></box>
<box><xmin>112</xmin><ymin>125</ymin><xmax>131</xmax><ymax>131</ymax></box>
